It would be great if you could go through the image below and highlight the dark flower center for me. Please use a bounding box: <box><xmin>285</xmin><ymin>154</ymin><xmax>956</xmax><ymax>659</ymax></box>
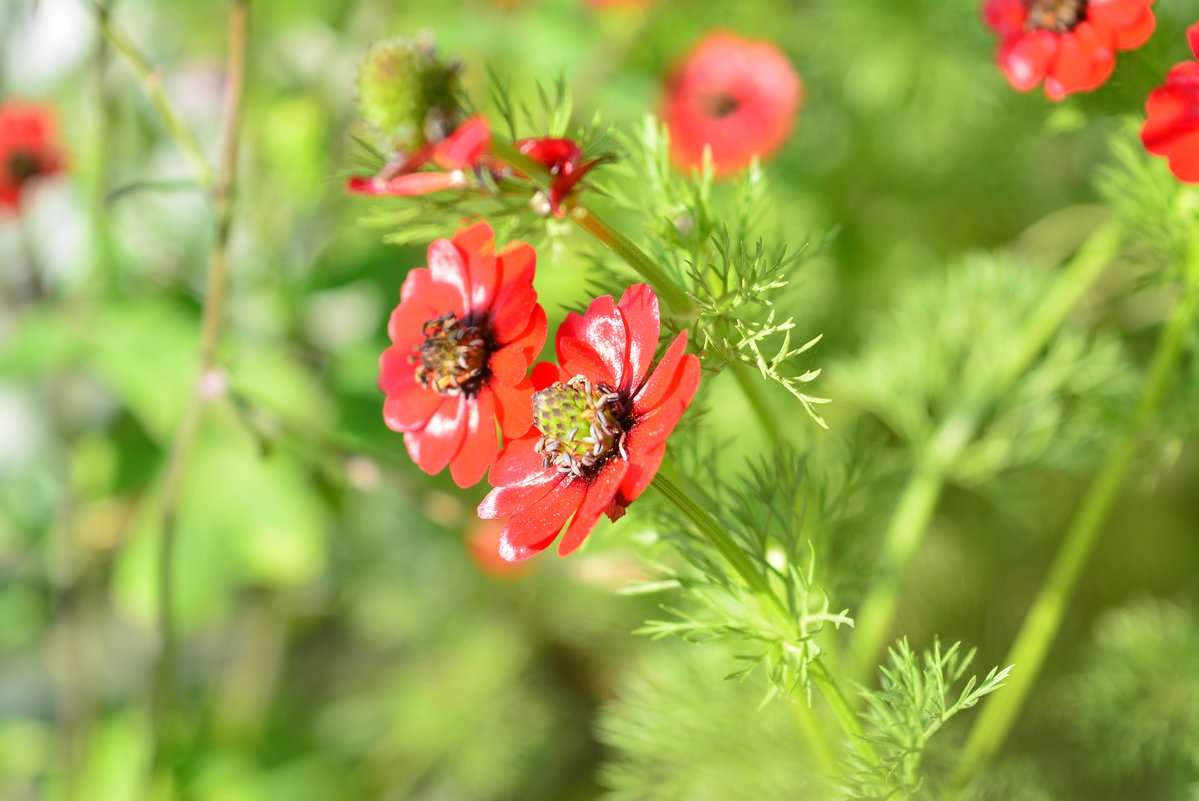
<box><xmin>1024</xmin><ymin>0</ymin><xmax>1087</xmax><ymax>34</ymax></box>
<box><xmin>6</xmin><ymin>150</ymin><xmax>41</xmax><ymax>183</ymax></box>
<box><xmin>532</xmin><ymin>375</ymin><xmax>627</xmax><ymax>478</ymax></box>
<box><xmin>702</xmin><ymin>92</ymin><xmax>741</xmax><ymax>120</ymax></box>
<box><xmin>410</xmin><ymin>312</ymin><xmax>491</xmax><ymax>396</ymax></box>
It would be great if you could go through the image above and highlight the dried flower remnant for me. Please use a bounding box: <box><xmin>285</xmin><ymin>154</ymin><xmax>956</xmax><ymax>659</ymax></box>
<box><xmin>0</xmin><ymin>100</ymin><xmax>65</xmax><ymax>212</ymax></box>
<box><xmin>982</xmin><ymin>0</ymin><xmax>1156</xmax><ymax>101</ymax></box>
<box><xmin>479</xmin><ymin>284</ymin><xmax>700</xmax><ymax>561</ymax></box>
<box><xmin>662</xmin><ymin>32</ymin><xmax>802</xmax><ymax>177</ymax></box>
<box><xmin>1141</xmin><ymin>23</ymin><xmax>1199</xmax><ymax>182</ymax></box>
<box><xmin>379</xmin><ymin>222</ymin><xmax>547</xmax><ymax>487</ymax></box>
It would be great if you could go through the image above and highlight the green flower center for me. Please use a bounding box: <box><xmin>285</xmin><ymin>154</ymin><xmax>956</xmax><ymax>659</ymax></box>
<box><xmin>1025</xmin><ymin>0</ymin><xmax>1086</xmax><ymax>34</ymax></box>
<box><xmin>411</xmin><ymin>313</ymin><xmax>490</xmax><ymax>396</ymax></box>
<box><xmin>532</xmin><ymin>375</ymin><xmax>627</xmax><ymax>477</ymax></box>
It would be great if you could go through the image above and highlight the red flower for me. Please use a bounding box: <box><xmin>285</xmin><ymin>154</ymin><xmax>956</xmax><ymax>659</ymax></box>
<box><xmin>1141</xmin><ymin>24</ymin><xmax>1199</xmax><ymax>182</ymax></box>
<box><xmin>661</xmin><ymin>32</ymin><xmax>802</xmax><ymax>178</ymax></box>
<box><xmin>478</xmin><ymin>284</ymin><xmax>701</xmax><ymax>561</ymax></box>
<box><xmin>466</xmin><ymin>518</ymin><xmax>532</xmax><ymax>578</ymax></box>
<box><xmin>379</xmin><ymin>221</ymin><xmax>547</xmax><ymax>487</ymax></box>
<box><xmin>347</xmin><ymin>114</ymin><xmax>492</xmax><ymax>197</ymax></box>
<box><xmin>982</xmin><ymin>0</ymin><xmax>1156</xmax><ymax>101</ymax></box>
<box><xmin>515</xmin><ymin>137</ymin><xmax>600</xmax><ymax>217</ymax></box>
<box><xmin>0</xmin><ymin>101</ymin><xmax>65</xmax><ymax>212</ymax></box>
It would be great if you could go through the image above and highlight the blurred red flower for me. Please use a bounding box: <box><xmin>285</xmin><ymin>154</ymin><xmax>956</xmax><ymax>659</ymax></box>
<box><xmin>467</xmin><ymin>518</ymin><xmax>532</xmax><ymax>578</ymax></box>
<box><xmin>0</xmin><ymin>101</ymin><xmax>65</xmax><ymax>212</ymax></box>
<box><xmin>1141</xmin><ymin>23</ymin><xmax>1199</xmax><ymax>182</ymax></box>
<box><xmin>346</xmin><ymin>114</ymin><xmax>492</xmax><ymax>197</ymax></box>
<box><xmin>983</xmin><ymin>0</ymin><xmax>1155</xmax><ymax>101</ymax></box>
<box><xmin>478</xmin><ymin>284</ymin><xmax>700</xmax><ymax>561</ymax></box>
<box><xmin>515</xmin><ymin>137</ymin><xmax>600</xmax><ymax>217</ymax></box>
<box><xmin>379</xmin><ymin>221</ymin><xmax>547</xmax><ymax>487</ymax></box>
<box><xmin>662</xmin><ymin>32</ymin><xmax>802</xmax><ymax>177</ymax></box>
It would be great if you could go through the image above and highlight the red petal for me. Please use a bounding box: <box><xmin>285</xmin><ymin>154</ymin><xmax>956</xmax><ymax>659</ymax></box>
<box><xmin>1044</xmin><ymin>23</ymin><xmax>1113</xmax><ymax>100</ymax></box>
<box><xmin>449</xmin><ymin>388</ymin><xmax>498</xmax><ymax>487</ymax></box>
<box><xmin>620</xmin><ymin>440</ymin><xmax>666</xmax><ymax>505</ymax></box>
<box><xmin>478</xmin><ymin>472</ymin><xmax>562</xmax><ymax>518</ymax></box>
<box><xmin>982</xmin><ymin>0</ymin><xmax>1028</xmax><ymax>37</ymax></box>
<box><xmin>531</xmin><ymin>361</ymin><xmax>568</xmax><ymax>390</ymax></box>
<box><xmin>558</xmin><ymin>460</ymin><xmax>629</xmax><ymax>556</ymax></box>
<box><xmin>1190</xmin><ymin>22</ymin><xmax>1199</xmax><ymax>60</ymax></box>
<box><xmin>450</xmin><ymin>222</ymin><xmax>498</xmax><ymax>311</ymax></box>
<box><xmin>633</xmin><ymin>332</ymin><xmax>696</xmax><ymax>411</ymax></box>
<box><xmin>490</xmin><ymin>375</ymin><xmax>535</xmax><ymax>438</ymax></box>
<box><xmin>404</xmin><ymin>396</ymin><xmax>468</xmax><ymax>475</ymax></box>
<box><xmin>345</xmin><ymin>171</ymin><xmax>462</xmax><ymax>196</ymax></box>
<box><xmin>1108</xmin><ymin>7</ymin><xmax>1155</xmax><ymax>50</ymax></box>
<box><xmin>492</xmin><ymin>241</ymin><xmax>540</xmax><ymax>342</ymax></box>
<box><xmin>998</xmin><ymin>31</ymin><xmax>1058</xmax><ymax>92</ymax></box>
<box><xmin>617</xmin><ymin>284</ymin><xmax>661</xmax><ymax>394</ymax></box>
<box><xmin>556</xmin><ymin>295</ymin><xmax>627</xmax><ymax>388</ymax></box>
<box><xmin>500</xmin><ymin>478</ymin><xmax>586</xmax><ymax>552</ymax></box>
<box><xmin>427</xmin><ymin>237</ymin><xmax>472</xmax><ymax>314</ymax></box>
<box><xmin>397</xmin><ymin>267</ymin><xmax>463</xmax><ymax>322</ymax></box>
<box><xmin>1087</xmin><ymin>0</ymin><xmax>1152</xmax><ymax>31</ymax></box>
<box><xmin>382</xmin><ymin>382</ymin><xmax>442</xmax><ymax>433</ymax></box>
<box><xmin>489</xmin><ymin>432</ymin><xmax>553</xmax><ymax>486</ymax></box>
<box><xmin>378</xmin><ymin>344</ymin><xmax>419</xmax><ymax>394</ymax></box>
<box><xmin>432</xmin><ymin>114</ymin><xmax>491</xmax><ymax>169</ymax></box>
<box><xmin>558</xmin><ymin>338</ymin><xmax>614</xmax><ymax>385</ymax></box>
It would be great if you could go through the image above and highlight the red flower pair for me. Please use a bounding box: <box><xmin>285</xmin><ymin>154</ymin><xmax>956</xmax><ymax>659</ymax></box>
<box><xmin>379</xmin><ymin>224</ymin><xmax>700</xmax><ymax>561</ymax></box>
<box><xmin>347</xmin><ymin>115</ymin><xmax>599</xmax><ymax>217</ymax></box>
<box><xmin>983</xmin><ymin>0</ymin><xmax>1155</xmax><ymax>101</ymax></box>
<box><xmin>1</xmin><ymin>101</ymin><xmax>65</xmax><ymax>212</ymax></box>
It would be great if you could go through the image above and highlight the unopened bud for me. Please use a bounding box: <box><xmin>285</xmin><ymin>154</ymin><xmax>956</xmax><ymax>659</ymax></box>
<box><xmin>357</xmin><ymin>37</ymin><xmax>462</xmax><ymax>152</ymax></box>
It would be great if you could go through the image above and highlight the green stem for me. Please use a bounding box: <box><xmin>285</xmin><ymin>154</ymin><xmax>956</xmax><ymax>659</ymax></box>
<box><xmin>730</xmin><ymin>359</ymin><xmax>782</xmax><ymax>443</ymax></box>
<box><xmin>651</xmin><ymin>470</ymin><xmax>876</xmax><ymax>769</ymax></box>
<box><xmin>95</xmin><ymin>2</ymin><xmax>214</xmax><ymax>187</ymax></box>
<box><xmin>847</xmin><ymin>222</ymin><xmax>1124</xmax><ymax>685</ymax></box>
<box><xmin>568</xmin><ymin>204</ymin><xmax>696</xmax><ymax>318</ymax></box>
<box><xmin>148</xmin><ymin>0</ymin><xmax>247</xmax><ymax>783</ymax></box>
<box><xmin>953</xmin><ymin>260</ymin><xmax>1199</xmax><ymax>791</ymax></box>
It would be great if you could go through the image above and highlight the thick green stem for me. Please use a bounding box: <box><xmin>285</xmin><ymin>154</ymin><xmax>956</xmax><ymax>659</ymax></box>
<box><xmin>568</xmin><ymin>204</ymin><xmax>696</xmax><ymax>317</ymax></box>
<box><xmin>730</xmin><ymin>359</ymin><xmax>782</xmax><ymax>443</ymax></box>
<box><xmin>651</xmin><ymin>470</ymin><xmax>875</xmax><ymax>769</ymax></box>
<box><xmin>953</xmin><ymin>261</ymin><xmax>1199</xmax><ymax>791</ymax></box>
<box><xmin>847</xmin><ymin>223</ymin><xmax>1124</xmax><ymax>685</ymax></box>
<box><xmin>95</xmin><ymin>2</ymin><xmax>213</xmax><ymax>187</ymax></box>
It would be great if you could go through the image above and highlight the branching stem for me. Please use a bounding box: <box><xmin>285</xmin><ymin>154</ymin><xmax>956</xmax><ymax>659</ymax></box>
<box><xmin>952</xmin><ymin>237</ymin><xmax>1199</xmax><ymax>792</ymax></box>
<box><xmin>847</xmin><ymin>222</ymin><xmax>1124</xmax><ymax>685</ymax></box>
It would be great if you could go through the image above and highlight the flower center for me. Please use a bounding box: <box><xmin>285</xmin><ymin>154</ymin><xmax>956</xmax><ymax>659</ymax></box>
<box><xmin>532</xmin><ymin>375</ymin><xmax>627</xmax><ymax>478</ymax></box>
<box><xmin>7</xmin><ymin>150</ymin><xmax>40</xmax><ymax>183</ymax></box>
<box><xmin>411</xmin><ymin>313</ymin><xmax>491</xmax><ymax>396</ymax></box>
<box><xmin>1024</xmin><ymin>0</ymin><xmax>1086</xmax><ymax>34</ymax></box>
<box><xmin>702</xmin><ymin>92</ymin><xmax>741</xmax><ymax>119</ymax></box>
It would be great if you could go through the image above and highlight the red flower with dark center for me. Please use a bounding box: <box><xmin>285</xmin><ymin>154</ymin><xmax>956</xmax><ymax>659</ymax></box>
<box><xmin>983</xmin><ymin>0</ymin><xmax>1156</xmax><ymax>101</ymax></box>
<box><xmin>662</xmin><ymin>32</ymin><xmax>802</xmax><ymax>178</ymax></box>
<box><xmin>516</xmin><ymin>137</ymin><xmax>600</xmax><ymax>217</ymax></box>
<box><xmin>1141</xmin><ymin>24</ymin><xmax>1199</xmax><ymax>182</ymax></box>
<box><xmin>347</xmin><ymin>114</ymin><xmax>492</xmax><ymax>197</ymax></box>
<box><xmin>0</xmin><ymin>101</ymin><xmax>65</xmax><ymax>212</ymax></box>
<box><xmin>478</xmin><ymin>284</ymin><xmax>701</xmax><ymax>561</ymax></box>
<box><xmin>379</xmin><ymin>221</ymin><xmax>547</xmax><ymax>487</ymax></box>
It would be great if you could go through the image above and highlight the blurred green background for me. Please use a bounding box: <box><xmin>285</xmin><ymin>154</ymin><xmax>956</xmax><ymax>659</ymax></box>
<box><xmin>2</xmin><ymin>0</ymin><xmax>1198</xmax><ymax>799</ymax></box>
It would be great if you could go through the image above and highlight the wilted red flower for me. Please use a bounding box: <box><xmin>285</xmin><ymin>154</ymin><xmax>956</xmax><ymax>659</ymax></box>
<box><xmin>515</xmin><ymin>137</ymin><xmax>601</xmax><ymax>217</ymax></box>
<box><xmin>0</xmin><ymin>101</ymin><xmax>65</xmax><ymax>212</ymax></box>
<box><xmin>379</xmin><ymin>221</ymin><xmax>547</xmax><ymax>487</ymax></box>
<box><xmin>982</xmin><ymin>0</ymin><xmax>1156</xmax><ymax>101</ymax></box>
<box><xmin>347</xmin><ymin>114</ymin><xmax>492</xmax><ymax>197</ymax></box>
<box><xmin>662</xmin><ymin>32</ymin><xmax>802</xmax><ymax>177</ymax></box>
<box><xmin>478</xmin><ymin>284</ymin><xmax>701</xmax><ymax>561</ymax></box>
<box><xmin>1141</xmin><ymin>23</ymin><xmax>1199</xmax><ymax>182</ymax></box>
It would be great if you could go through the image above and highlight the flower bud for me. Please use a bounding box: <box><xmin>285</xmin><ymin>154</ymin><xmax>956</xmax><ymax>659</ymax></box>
<box><xmin>357</xmin><ymin>36</ymin><xmax>461</xmax><ymax>152</ymax></box>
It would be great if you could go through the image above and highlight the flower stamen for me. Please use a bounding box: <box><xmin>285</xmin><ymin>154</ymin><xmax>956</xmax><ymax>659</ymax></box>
<box><xmin>532</xmin><ymin>375</ymin><xmax>627</xmax><ymax>477</ymax></box>
<box><xmin>1024</xmin><ymin>0</ymin><xmax>1087</xmax><ymax>34</ymax></box>
<box><xmin>410</xmin><ymin>312</ymin><xmax>491</xmax><ymax>396</ymax></box>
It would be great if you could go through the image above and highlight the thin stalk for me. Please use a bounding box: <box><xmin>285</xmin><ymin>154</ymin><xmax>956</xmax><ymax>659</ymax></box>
<box><xmin>847</xmin><ymin>222</ymin><xmax>1124</xmax><ymax>684</ymax></box>
<box><xmin>90</xmin><ymin>0</ymin><xmax>119</xmax><ymax>291</ymax></box>
<box><xmin>147</xmin><ymin>0</ymin><xmax>248</xmax><ymax>780</ymax></box>
<box><xmin>651</xmin><ymin>470</ymin><xmax>876</xmax><ymax>767</ymax></box>
<box><xmin>953</xmin><ymin>260</ymin><xmax>1199</xmax><ymax>791</ymax></box>
<box><xmin>95</xmin><ymin>2</ymin><xmax>213</xmax><ymax>187</ymax></box>
<box><xmin>568</xmin><ymin>204</ymin><xmax>696</xmax><ymax>317</ymax></box>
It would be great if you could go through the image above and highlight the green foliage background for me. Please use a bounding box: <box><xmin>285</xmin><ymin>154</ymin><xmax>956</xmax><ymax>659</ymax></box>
<box><xmin>2</xmin><ymin>0</ymin><xmax>1198</xmax><ymax>799</ymax></box>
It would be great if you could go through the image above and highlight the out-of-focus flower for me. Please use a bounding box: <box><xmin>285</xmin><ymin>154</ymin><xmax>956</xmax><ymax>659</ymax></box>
<box><xmin>982</xmin><ymin>0</ymin><xmax>1156</xmax><ymax>101</ymax></box>
<box><xmin>379</xmin><ymin>221</ymin><xmax>547</xmax><ymax>487</ymax></box>
<box><xmin>357</xmin><ymin>36</ymin><xmax>461</xmax><ymax>153</ymax></box>
<box><xmin>346</xmin><ymin>114</ymin><xmax>492</xmax><ymax>197</ymax></box>
<box><xmin>661</xmin><ymin>32</ymin><xmax>802</xmax><ymax>177</ymax></box>
<box><xmin>1141</xmin><ymin>23</ymin><xmax>1199</xmax><ymax>182</ymax></box>
<box><xmin>0</xmin><ymin>100</ymin><xmax>65</xmax><ymax>212</ymax></box>
<box><xmin>516</xmin><ymin>137</ymin><xmax>601</xmax><ymax>217</ymax></box>
<box><xmin>478</xmin><ymin>284</ymin><xmax>700</xmax><ymax>561</ymax></box>
<box><xmin>467</xmin><ymin>518</ymin><xmax>532</xmax><ymax>578</ymax></box>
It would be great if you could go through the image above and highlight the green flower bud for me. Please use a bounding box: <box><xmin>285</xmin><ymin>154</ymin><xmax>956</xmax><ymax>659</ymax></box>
<box><xmin>357</xmin><ymin>36</ymin><xmax>461</xmax><ymax>153</ymax></box>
